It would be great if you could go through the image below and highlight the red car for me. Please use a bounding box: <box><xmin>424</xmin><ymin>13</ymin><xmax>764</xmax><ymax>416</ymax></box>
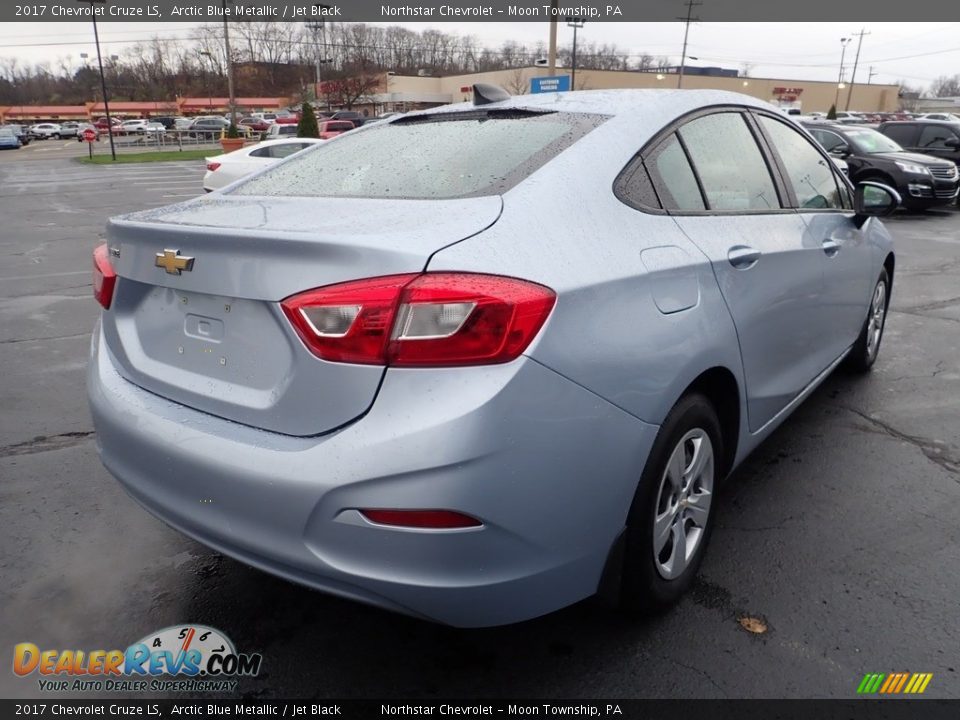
<box><xmin>238</xmin><ymin>117</ymin><xmax>270</xmax><ymax>133</ymax></box>
<box><xmin>93</xmin><ymin>117</ymin><xmax>121</xmax><ymax>133</ymax></box>
<box><xmin>318</xmin><ymin>120</ymin><xmax>354</xmax><ymax>139</ymax></box>
<box><xmin>274</xmin><ymin>114</ymin><xmax>300</xmax><ymax>125</ymax></box>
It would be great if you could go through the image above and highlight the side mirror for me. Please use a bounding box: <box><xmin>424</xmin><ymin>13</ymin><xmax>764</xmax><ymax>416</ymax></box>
<box><xmin>945</xmin><ymin>137</ymin><xmax>960</xmax><ymax>149</ymax></box>
<box><xmin>854</xmin><ymin>181</ymin><xmax>900</xmax><ymax>224</ymax></box>
<box><xmin>831</xmin><ymin>144</ymin><xmax>852</xmax><ymax>158</ymax></box>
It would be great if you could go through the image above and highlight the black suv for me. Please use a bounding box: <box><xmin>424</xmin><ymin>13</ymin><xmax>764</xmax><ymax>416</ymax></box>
<box><xmin>803</xmin><ymin>121</ymin><xmax>959</xmax><ymax>210</ymax></box>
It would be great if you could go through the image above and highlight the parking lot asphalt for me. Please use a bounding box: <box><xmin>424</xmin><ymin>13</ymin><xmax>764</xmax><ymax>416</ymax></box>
<box><xmin>1</xmin><ymin>149</ymin><xmax>958</xmax><ymax>700</ymax></box>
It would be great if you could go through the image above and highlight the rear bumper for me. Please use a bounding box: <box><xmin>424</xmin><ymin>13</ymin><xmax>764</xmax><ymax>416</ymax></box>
<box><xmin>88</xmin><ymin>324</ymin><xmax>657</xmax><ymax>627</ymax></box>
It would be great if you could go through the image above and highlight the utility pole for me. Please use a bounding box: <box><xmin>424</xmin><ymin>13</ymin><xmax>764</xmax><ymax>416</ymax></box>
<box><xmin>677</xmin><ymin>0</ymin><xmax>702</xmax><ymax>89</ymax></box>
<box><xmin>845</xmin><ymin>28</ymin><xmax>870</xmax><ymax>111</ymax></box>
<box><xmin>867</xmin><ymin>66</ymin><xmax>878</xmax><ymax>84</ymax></box>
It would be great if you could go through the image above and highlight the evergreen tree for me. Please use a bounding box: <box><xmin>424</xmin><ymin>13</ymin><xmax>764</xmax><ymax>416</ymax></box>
<box><xmin>297</xmin><ymin>102</ymin><xmax>320</xmax><ymax>138</ymax></box>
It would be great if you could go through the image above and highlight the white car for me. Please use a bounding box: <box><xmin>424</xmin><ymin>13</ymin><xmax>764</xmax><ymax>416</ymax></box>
<box><xmin>119</xmin><ymin>119</ymin><xmax>149</xmax><ymax>134</ymax></box>
<box><xmin>28</xmin><ymin>123</ymin><xmax>62</xmax><ymax>139</ymax></box>
<box><xmin>264</xmin><ymin>123</ymin><xmax>299</xmax><ymax>140</ymax></box>
<box><xmin>917</xmin><ymin>113</ymin><xmax>960</xmax><ymax>123</ymax></box>
<box><xmin>203</xmin><ymin>137</ymin><xmax>323</xmax><ymax>192</ymax></box>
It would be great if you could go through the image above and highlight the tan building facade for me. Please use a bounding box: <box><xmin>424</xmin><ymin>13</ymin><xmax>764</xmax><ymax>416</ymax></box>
<box><xmin>372</xmin><ymin>67</ymin><xmax>901</xmax><ymax>114</ymax></box>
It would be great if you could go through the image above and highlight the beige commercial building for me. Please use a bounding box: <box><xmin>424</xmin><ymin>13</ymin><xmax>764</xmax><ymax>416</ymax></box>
<box><xmin>367</xmin><ymin>66</ymin><xmax>901</xmax><ymax>114</ymax></box>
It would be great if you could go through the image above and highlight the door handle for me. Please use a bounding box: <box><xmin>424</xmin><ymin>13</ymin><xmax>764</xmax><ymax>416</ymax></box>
<box><xmin>822</xmin><ymin>238</ymin><xmax>840</xmax><ymax>257</ymax></box>
<box><xmin>727</xmin><ymin>245</ymin><xmax>761</xmax><ymax>269</ymax></box>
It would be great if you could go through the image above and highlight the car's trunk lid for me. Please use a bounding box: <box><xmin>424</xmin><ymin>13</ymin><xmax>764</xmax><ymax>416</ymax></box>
<box><xmin>101</xmin><ymin>194</ymin><xmax>502</xmax><ymax>436</ymax></box>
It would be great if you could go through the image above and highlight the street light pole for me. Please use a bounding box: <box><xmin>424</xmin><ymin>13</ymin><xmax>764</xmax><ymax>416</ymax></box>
<box><xmin>834</xmin><ymin>37</ymin><xmax>851</xmax><ymax>110</ymax></box>
<box><xmin>566</xmin><ymin>16</ymin><xmax>584</xmax><ymax>91</ymax></box>
<box><xmin>76</xmin><ymin>0</ymin><xmax>115</xmax><ymax>160</ymax></box>
<box><xmin>222</xmin><ymin>0</ymin><xmax>236</xmax><ymax>127</ymax></box>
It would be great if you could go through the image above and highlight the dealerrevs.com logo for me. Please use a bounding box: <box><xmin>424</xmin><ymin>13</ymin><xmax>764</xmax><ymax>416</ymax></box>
<box><xmin>13</xmin><ymin>625</ymin><xmax>262</xmax><ymax>693</ymax></box>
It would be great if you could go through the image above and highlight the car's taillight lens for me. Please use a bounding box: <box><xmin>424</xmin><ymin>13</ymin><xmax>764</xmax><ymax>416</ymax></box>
<box><xmin>93</xmin><ymin>244</ymin><xmax>117</xmax><ymax>310</ymax></box>
<box><xmin>206</xmin><ymin>162</ymin><xmax>221</xmax><ymax>172</ymax></box>
<box><xmin>281</xmin><ymin>273</ymin><xmax>556</xmax><ymax>367</ymax></box>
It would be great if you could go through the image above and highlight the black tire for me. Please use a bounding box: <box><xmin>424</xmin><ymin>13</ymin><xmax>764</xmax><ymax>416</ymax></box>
<box><xmin>621</xmin><ymin>393</ymin><xmax>724</xmax><ymax>614</ymax></box>
<box><xmin>845</xmin><ymin>268</ymin><xmax>890</xmax><ymax>373</ymax></box>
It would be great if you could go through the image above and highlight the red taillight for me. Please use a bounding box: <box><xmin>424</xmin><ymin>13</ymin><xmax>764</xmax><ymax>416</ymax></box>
<box><xmin>93</xmin><ymin>244</ymin><xmax>117</xmax><ymax>310</ymax></box>
<box><xmin>206</xmin><ymin>161</ymin><xmax>221</xmax><ymax>172</ymax></box>
<box><xmin>281</xmin><ymin>273</ymin><xmax>556</xmax><ymax>367</ymax></box>
<box><xmin>360</xmin><ymin>509</ymin><xmax>482</xmax><ymax>529</ymax></box>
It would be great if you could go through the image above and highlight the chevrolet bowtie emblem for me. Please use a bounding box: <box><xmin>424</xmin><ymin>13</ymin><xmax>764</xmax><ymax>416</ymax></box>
<box><xmin>155</xmin><ymin>249</ymin><xmax>195</xmax><ymax>275</ymax></box>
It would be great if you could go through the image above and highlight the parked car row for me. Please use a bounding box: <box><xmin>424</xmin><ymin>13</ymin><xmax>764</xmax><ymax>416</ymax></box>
<box><xmin>802</xmin><ymin>120</ymin><xmax>960</xmax><ymax>209</ymax></box>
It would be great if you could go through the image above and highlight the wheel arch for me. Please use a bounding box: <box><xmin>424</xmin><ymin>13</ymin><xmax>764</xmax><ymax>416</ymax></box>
<box><xmin>883</xmin><ymin>252</ymin><xmax>895</xmax><ymax>294</ymax></box>
<box><xmin>681</xmin><ymin>366</ymin><xmax>741</xmax><ymax>480</ymax></box>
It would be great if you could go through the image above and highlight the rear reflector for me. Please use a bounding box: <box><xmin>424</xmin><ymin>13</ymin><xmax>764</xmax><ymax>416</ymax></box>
<box><xmin>281</xmin><ymin>273</ymin><xmax>556</xmax><ymax>367</ymax></box>
<box><xmin>93</xmin><ymin>244</ymin><xmax>117</xmax><ymax>310</ymax></box>
<box><xmin>206</xmin><ymin>162</ymin><xmax>221</xmax><ymax>172</ymax></box>
<box><xmin>360</xmin><ymin>509</ymin><xmax>482</xmax><ymax>529</ymax></box>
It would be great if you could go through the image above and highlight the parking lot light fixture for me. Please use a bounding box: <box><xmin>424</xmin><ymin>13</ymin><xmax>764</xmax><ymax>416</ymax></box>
<box><xmin>75</xmin><ymin>0</ymin><xmax>115</xmax><ymax>161</ymax></box>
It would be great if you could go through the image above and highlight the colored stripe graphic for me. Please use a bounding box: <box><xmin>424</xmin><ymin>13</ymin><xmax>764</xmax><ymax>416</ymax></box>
<box><xmin>893</xmin><ymin>673</ymin><xmax>910</xmax><ymax>693</ymax></box>
<box><xmin>858</xmin><ymin>672</ymin><xmax>932</xmax><ymax>694</ymax></box>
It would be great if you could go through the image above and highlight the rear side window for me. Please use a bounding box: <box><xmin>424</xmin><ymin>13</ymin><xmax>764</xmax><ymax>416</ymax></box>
<box><xmin>881</xmin><ymin>124</ymin><xmax>916</xmax><ymax>146</ymax></box>
<box><xmin>679</xmin><ymin>113</ymin><xmax>780</xmax><ymax>211</ymax></box>
<box><xmin>758</xmin><ymin>116</ymin><xmax>843</xmax><ymax>210</ymax></box>
<box><xmin>234</xmin><ymin>111</ymin><xmax>605</xmax><ymax>199</ymax></box>
<box><xmin>647</xmin><ymin>134</ymin><xmax>705</xmax><ymax>211</ymax></box>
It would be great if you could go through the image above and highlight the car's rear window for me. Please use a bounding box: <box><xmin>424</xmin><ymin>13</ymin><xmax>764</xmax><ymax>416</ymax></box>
<box><xmin>325</xmin><ymin>122</ymin><xmax>354</xmax><ymax>131</ymax></box>
<box><xmin>232</xmin><ymin>110</ymin><xmax>605</xmax><ymax>200</ymax></box>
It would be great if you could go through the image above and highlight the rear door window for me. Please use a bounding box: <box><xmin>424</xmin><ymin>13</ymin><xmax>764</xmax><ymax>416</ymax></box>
<box><xmin>678</xmin><ymin>112</ymin><xmax>781</xmax><ymax>211</ymax></box>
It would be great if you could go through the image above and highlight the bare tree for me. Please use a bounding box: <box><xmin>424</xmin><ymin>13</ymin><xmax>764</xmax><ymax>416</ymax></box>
<box><xmin>931</xmin><ymin>74</ymin><xmax>960</xmax><ymax>98</ymax></box>
<box><xmin>635</xmin><ymin>53</ymin><xmax>655</xmax><ymax>71</ymax></box>
<box><xmin>504</xmin><ymin>68</ymin><xmax>528</xmax><ymax>95</ymax></box>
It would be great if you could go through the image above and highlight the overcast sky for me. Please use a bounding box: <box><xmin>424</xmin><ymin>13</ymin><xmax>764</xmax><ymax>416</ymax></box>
<box><xmin>2</xmin><ymin>22</ymin><xmax>958</xmax><ymax>89</ymax></box>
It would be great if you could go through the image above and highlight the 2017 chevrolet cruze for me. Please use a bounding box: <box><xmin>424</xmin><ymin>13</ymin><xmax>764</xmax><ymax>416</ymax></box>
<box><xmin>88</xmin><ymin>88</ymin><xmax>898</xmax><ymax>627</ymax></box>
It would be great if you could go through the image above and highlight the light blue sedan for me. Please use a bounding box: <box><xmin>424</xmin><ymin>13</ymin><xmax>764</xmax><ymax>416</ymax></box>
<box><xmin>0</xmin><ymin>127</ymin><xmax>21</xmax><ymax>149</ymax></box>
<box><xmin>88</xmin><ymin>88</ymin><xmax>897</xmax><ymax>627</ymax></box>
